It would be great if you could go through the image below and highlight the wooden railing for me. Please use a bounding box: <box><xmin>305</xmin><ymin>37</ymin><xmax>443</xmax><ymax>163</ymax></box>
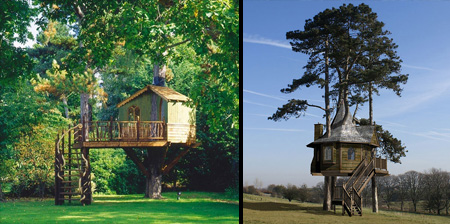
<box><xmin>74</xmin><ymin>121</ymin><xmax>166</xmax><ymax>143</ymax></box>
<box><xmin>344</xmin><ymin>159</ymin><xmax>367</xmax><ymax>193</ymax></box>
<box><xmin>353</xmin><ymin>159</ymin><xmax>375</xmax><ymax>194</ymax></box>
<box><xmin>353</xmin><ymin>188</ymin><xmax>362</xmax><ymax>215</ymax></box>
<box><xmin>375</xmin><ymin>157</ymin><xmax>387</xmax><ymax>170</ymax></box>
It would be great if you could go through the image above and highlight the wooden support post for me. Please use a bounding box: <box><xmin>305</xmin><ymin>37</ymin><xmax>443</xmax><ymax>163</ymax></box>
<box><xmin>123</xmin><ymin>148</ymin><xmax>150</xmax><ymax>178</ymax></box>
<box><xmin>81</xmin><ymin>147</ymin><xmax>92</xmax><ymax>205</ymax></box>
<box><xmin>137</xmin><ymin>116</ymin><xmax>140</xmax><ymax>141</ymax></box>
<box><xmin>109</xmin><ymin>116</ymin><xmax>113</xmax><ymax>141</ymax></box>
<box><xmin>54</xmin><ymin>133</ymin><xmax>60</xmax><ymax>205</ymax></box>
<box><xmin>162</xmin><ymin>148</ymin><xmax>190</xmax><ymax>175</ymax></box>
<box><xmin>372</xmin><ymin>175</ymin><xmax>378</xmax><ymax>213</ymax></box>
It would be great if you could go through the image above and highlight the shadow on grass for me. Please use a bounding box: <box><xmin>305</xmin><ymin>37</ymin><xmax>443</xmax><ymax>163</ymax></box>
<box><xmin>244</xmin><ymin>201</ymin><xmax>335</xmax><ymax>216</ymax></box>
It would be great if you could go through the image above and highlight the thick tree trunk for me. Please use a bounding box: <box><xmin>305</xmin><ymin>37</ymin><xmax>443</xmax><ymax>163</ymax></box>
<box><xmin>369</xmin><ymin>83</ymin><xmax>373</xmax><ymax>124</ymax></box>
<box><xmin>144</xmin><ymin>147</ymin><xmax>166</xmax><ymax>198</ymax></box>
<box><xmin>144</xmin><ymin>61</ymin><xmax>167</xmax><ymax>198</ymax></box>
<box><xmin>372</xmin><ymin>175</ymin><xmax>378</xmax><ymax>213</ymax></box>
<box><xmin>323</xmin><ymin>176</ymin><xmax>332</xmax><ymax>211</ymax></box>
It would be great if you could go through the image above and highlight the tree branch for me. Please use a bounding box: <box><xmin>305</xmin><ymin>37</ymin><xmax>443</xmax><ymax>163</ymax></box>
<box><xmin>166</xmin><ymin>39</ymin><xmax>190</xmax><ymax>49</ymax></box>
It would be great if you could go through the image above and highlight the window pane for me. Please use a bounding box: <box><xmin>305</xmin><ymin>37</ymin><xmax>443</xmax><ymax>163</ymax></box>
<box><xmin>348</xmin><ymin>148</ymin><xmax>355</xmax><ymax>160</ymax></box>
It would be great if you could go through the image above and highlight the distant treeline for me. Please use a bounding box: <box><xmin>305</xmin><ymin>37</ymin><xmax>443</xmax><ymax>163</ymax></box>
<box><xmin>243</xmin><ymin>168</ymin><xmax>450</xmax><ymax>215</ymax></box>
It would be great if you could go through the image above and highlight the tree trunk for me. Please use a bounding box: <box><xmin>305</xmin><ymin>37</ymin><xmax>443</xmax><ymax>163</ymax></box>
<box><xmin>0</xmin><ymin>182</ymin><xmax>3</xmax><ymax>201</ymax></box>
<box><xmin>144</xmin><ymin>61</ymin><xmax>167</xmax><ymax>198</ymax></box>
<box><xmin>372</xmin><ymin>175</ymin><xmax>378</xmax><ymax>213</ymax></box>
<box><xmin>369</xmin><ymin>83</ymin><xmax>373</xmax><ymax>124</ymax></box>
<box><xmin>323</xmin><ymin>176</ymin><xmax>332</xmax><ymax>211</ymax></box>
<box><xmin>324</xmin><ymin>38</ymin><xmax>331</xmax><ymax>137</ymax></box>
<box><xmin>62</xmin><ymin>95</ymin><xmax>69</xmax><ymax>119</ymax></box>
<box><xmin>145</xmin><ymin>147</ymin><xmax>166</xmax><ymax>198</ymax></box>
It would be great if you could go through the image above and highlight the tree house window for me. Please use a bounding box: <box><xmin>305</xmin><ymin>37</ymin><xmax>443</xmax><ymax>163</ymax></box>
<box><xmin>324</xmin><ymin>146</ymin><xmax>332</xmax><ymax>161</ymax></box>
<box><xmin>128</xmin><ymin>106</ymin><xmax>140</xmax><ymax>121</ymax></box>
<box><xmin>348</xmin><ymin>148</ymin><xmax>355</xmax><ymax>160</ymax></box>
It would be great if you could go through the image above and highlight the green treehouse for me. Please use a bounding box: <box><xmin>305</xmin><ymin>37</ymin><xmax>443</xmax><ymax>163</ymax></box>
<box><xmin>54</xmin><ymin>85</ymin><xmax>198</xmax><ymax>205</ymax></box>
<box><xmin>307</xmin><ymin>103</ymin><xmax>388</xmax><ymax>216</ymax></box>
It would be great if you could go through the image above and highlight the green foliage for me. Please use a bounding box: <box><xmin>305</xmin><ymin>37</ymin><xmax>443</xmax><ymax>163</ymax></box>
<box><xmin>283</xmin><ymin>184</ymin><xmax>299</xmax><ymax>202</ymax></box>
<box><xmin>90</xmin><ymin>149</ymin><xmax>145</xmax><ymax>194</ymax></box>
<box><xmin>0</xmin><ymin>0</ymin><xmax>36</xmax><ymax>86</ymax></box>
<box><xmin>360</xmin><ymin>118</ymin><xmax>407</xmax><ymax>163</ymax></box>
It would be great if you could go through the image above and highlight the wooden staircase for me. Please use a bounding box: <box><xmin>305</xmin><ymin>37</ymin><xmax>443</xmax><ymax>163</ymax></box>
<box><xmin>333</xmin><ymin>158</ymin><xmax>375</xmax><ymax>216</ymax></box>
<box><xmin>55</xmin><ymin>125</ymin><xmax>91</xmax><ymax>205</ymax></box>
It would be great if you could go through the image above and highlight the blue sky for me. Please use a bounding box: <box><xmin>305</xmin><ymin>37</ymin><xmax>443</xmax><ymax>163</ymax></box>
<box><xmin>243</xmin><ymin>0</ymin><xmax>450</xmax><ymax>188</ymax></box>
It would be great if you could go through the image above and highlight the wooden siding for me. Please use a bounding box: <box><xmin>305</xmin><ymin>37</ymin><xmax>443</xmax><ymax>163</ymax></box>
<box><xmin>167</xmin><ymin>123</ymin><xmax>196</xmax><ymax>144</ymax></box>
<box><xmin>118</xmin><ymin>92</ymin><xmax>168</xmax><ymax>122</ymax></box>
<box><xmin>167</xmin><ymin>101</ymin><xmax>195</xmax><ymax>124</ymax></box>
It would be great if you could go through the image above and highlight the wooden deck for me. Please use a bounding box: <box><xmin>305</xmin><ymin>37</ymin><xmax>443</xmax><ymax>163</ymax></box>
<box><xmin>71</xmin><ymin>121</ymin><xmax>196</xmax><ymax>149</ymax></box>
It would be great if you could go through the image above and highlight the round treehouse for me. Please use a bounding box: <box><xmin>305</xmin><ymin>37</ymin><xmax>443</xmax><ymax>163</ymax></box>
<box><xmin>306</xmin><ymin>103</ymin><xmax>388</xmax><ymax>216</ymax></box>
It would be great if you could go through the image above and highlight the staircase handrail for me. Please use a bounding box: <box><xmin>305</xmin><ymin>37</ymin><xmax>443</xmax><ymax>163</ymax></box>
<box><xmin>344</xmin><ymin>158</ymin><xmax>367</xmax><ymax>191</ymax></box>
<box><xmin>342</xmin><ymin>186</ymin><xmax>353</xmax><ymax>216</ymax></box>
<box><xmin>353</xmin><ymin>186</ymin><xmax>362</xmax><ymax>215</ymax></box>
<box><xmin>353</xmin><ymin>158</ymin><xmax>375</xmax><ymax>194</ymax></box>
<box><xmin>55</xmin><ymin>124</ymin><xmax>82</xmax><ymax>180</ymax></box>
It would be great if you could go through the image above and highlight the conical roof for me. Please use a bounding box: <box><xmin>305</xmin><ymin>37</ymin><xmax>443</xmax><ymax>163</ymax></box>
<box><xmin>307</xmin><ymin>102</ymin><xmax>378</xmax><ymax>147</ymax></box>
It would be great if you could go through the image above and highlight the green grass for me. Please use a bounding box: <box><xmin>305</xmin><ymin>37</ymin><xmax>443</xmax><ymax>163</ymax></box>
<box><xmin>0</xmin><ymin>192</ymin><xmax>239</xmax><ymax>223</ymax></box>
<box><xmin>244</xmin><ymin>194</ymin><xmax>450</xmax><ymax>224</ymax></box>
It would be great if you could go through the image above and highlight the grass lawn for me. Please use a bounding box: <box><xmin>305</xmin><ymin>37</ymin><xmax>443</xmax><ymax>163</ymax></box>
<box><xmin>0</xmin><ymin>192</ymin><xmax>239</xmax><ymax>223</ymax></box>
<box><xmin>244</xmin><ymin>194</ymin><xmax>450</xmax><ymax>224</ymax></box>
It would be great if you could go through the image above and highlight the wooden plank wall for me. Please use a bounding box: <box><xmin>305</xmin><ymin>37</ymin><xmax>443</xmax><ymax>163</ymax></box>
<box><xmin>167</xmin><ymin>123</ymin><xmax>196</xmax><ymax>143</ymax></box>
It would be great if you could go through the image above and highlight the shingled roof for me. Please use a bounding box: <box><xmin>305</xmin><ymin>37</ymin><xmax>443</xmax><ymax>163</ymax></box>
<box><xmin>116</xmin><ymin>85</ymin><xmax>190</xmax><ymax>108</ymax></box>
<box><xmin>307</xmin><ymin>103</ymin><xmax>379</xmax><ymax>147</ymax></box>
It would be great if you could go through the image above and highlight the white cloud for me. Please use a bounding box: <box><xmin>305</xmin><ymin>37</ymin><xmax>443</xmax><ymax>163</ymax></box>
<box><xmin>402</xmin><ymin>64</ymin><xmax>439</xmax><ymax>72</ymax></box>
<box><xmin>243</xmin><ymin>89</ymin><xmax>287</xmax><ymax>101</ymax></box>
<box><xmin>243</xmin><ymin>33</ymin><xmax>291</xmax><ymax>49</ymax></box>
<box><xmin>244</xmin><ymin>127</ymin><xmax>306</xmax><ymax>132</ymax></box>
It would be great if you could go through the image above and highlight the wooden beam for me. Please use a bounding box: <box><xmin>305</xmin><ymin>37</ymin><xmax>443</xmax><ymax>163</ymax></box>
<box><xmin>83</xmin><ymin>141</ymin><xmax>168</xmax><ymax>148</ymax></box>
<box><xmin>162</xmin><ymin>148</ymin><xmax>190</xmax><ymax>175</ymax></box>
<box><xmin>123</xmin><ymin>148</ymin><xmax>150</xmax><ymax>178</ymax></box>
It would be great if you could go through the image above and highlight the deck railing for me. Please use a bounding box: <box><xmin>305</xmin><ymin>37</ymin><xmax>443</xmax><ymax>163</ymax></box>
<box><xmin>74</xmin><ymin>121</ymin><xmax>166</xmax><ymax>143</ymax></box>
<box><xmin>375</xmin><ymin>157</ymin><xmax>387</xmax><ymax>170</ymax></box>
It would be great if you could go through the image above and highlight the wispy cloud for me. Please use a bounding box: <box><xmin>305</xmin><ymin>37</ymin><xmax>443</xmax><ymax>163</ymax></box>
<box><xmin>393</xmin><ymin>129</ymin><xmax>450</xmax><ymax>143</ymax></box>
<box><xmin>402</xmin><ymin>64</ymin><xmax>438</xmax><ymax>72</ymax></box>
<box><xmin>243</xmin><ymin>33</ymin><xmax>291</xmax><ymax>49</ymax></box>
<box><xmin>244</xmin><ymin>88</ymin><xmax>323</xmax><ymax>103</ymax></box>
<box><xmin>244</xmin><ymin>127</ymin><xmax>306</xmax><ymax>132</ymax></box>
<box><xmin>244</xmin><ymin>100</ymin><xmax>277</xmax><ymax>108</ymax></box>
<box><xmin>243</xmin><ymin>89</ymin><xmax>287</xmax><ymax>101</ymax></box>
<box><xmin>376</xmin><ymin>120</ymin><xmax>407</xmax><ymax>128</ymax></box>
<box><xmin>379</xmin><ymin>78</ymin><xmax>450</xmax><ymax>118</ymax></box>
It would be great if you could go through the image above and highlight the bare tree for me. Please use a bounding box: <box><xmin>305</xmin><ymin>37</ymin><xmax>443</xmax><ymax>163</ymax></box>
<box><xmin>397</xmin><ymin>174</ymin><xmax>409</xmax><ymax>211</ymax></box>
<box><xmin>421</xmin><ymin>168</ymin><xmax>449</xmax><ymax>215</ymax></box>
<box><xmin>378</xmin><ymin>175</ymin><xmax>397</xmax><ymax>210</ymax></box>
<box><xmin>403</xmin><ymin>170</ymin><xmax>422</xmax><ymax>212</ymax></box>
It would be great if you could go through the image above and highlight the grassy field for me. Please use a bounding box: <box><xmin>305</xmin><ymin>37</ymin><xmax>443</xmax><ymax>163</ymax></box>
<box><xmin>244</xmin><ymin>194</ymin><xmax>450</xmax><ymax>224</ymax></box>
<box><xmin>0</xmin><ymin>192</ymin><xmax>239</xmax><ymax>223</ymax></box>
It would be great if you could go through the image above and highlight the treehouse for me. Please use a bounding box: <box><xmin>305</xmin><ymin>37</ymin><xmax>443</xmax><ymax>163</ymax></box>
<box><xmin>72</xmin><ymin>85</ymin><xmax>196</xmax><ymax>148</ymax></box>
<box><xmin>116</xmin><ymin>85</ymin><xmax>196</xmax><ymax>145</ymax></box>
<box><xmin>54</xmin><ymin>85</ymin><xmax>198</xmax><ymax>206</ymax></box>
<box><xmin>307</xmin><ymin>105</ymin><xmax>388</xmax><ymax>177</ymax></box>
<box><xmin>306</xmin><ymin>103</ymin><xmax>388</xmax><ymax>216</ymax></box>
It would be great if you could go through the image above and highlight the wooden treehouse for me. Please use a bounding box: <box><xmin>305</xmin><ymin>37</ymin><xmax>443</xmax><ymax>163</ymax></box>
<box><xmin>306</xmin><ymin>103</ymin><xmax>388</xmax><ymax>216</ymax></box>
<box><xmin>54</xmin><ymin>85</ymin><xmax>198</xmax><ymax>205</ymax></box>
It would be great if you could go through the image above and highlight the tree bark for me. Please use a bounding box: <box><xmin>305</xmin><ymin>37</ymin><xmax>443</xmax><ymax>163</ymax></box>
<box><xmin>144</xmin><ymin>59</ymin><xmax>167</xmax><ymax>198</ymax></box>
<box><xmin>0</xmin><ymin>182</ymin><xmax>3</xmax><ymax>201</ymax></box>
<box><xmin>372</xmin><ymin>175</ymin><xmax>378</xmax><ymax>213</ymax></box>
<box><xmin>145</xmin><ymin>147</ymin><xmax>166</xmax><ymax>198</ymax></box>
<box><xmin>369</xmin><ymin>82</ymin><xmax>373</xmax><ymax>124</ymax></box>
<box><xmin>323</xmin><ymin>176</ymin><xmax>332</xmax><ymax>211</ymax></box>
<box><xmin>324</xmin><ymin>38</ymin><xmax>331</xmax><ymax>137</ymax></box>
<box><xmin>62</xmin><ymin>95</ymin><xmax>69</xmax><ymax>119</ymax></box>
